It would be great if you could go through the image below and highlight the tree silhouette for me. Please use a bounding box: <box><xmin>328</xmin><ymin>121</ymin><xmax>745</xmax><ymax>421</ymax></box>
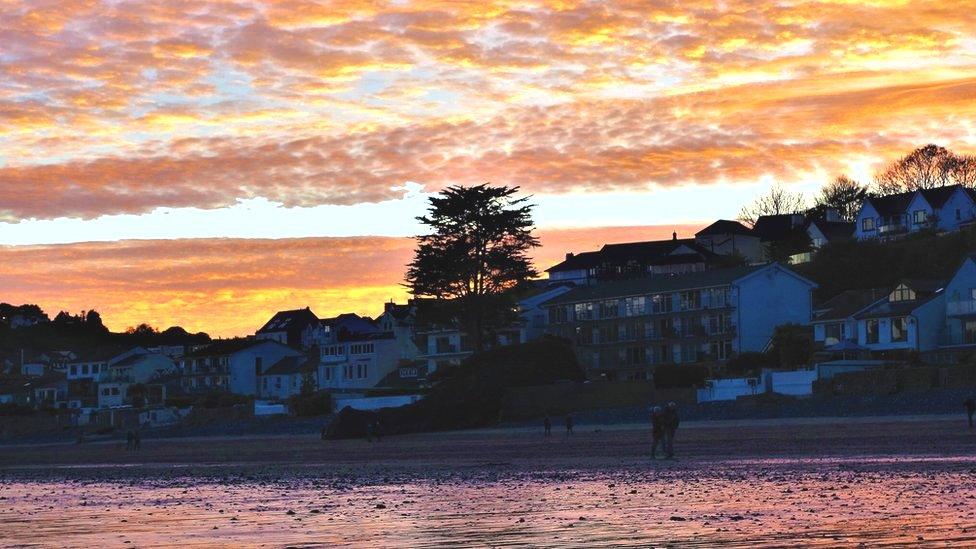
<box><xmin>406</xmin><ymin>184</ymin><xmax>539</xmax><ymax>352</ymax></box>
<box><xmin>738</xmin><ymin>184</ymin><xmax>807</xmax><ymax>225</ymax></box>
<box><xmin>812</xmin><ymin>176</ymin><xmax>868</xmax><ymax>222</ymax></box>
<box><xmin>875</xmin><ymin>144</ymin><xmax>976</xmax><ymax>194</ymax></box>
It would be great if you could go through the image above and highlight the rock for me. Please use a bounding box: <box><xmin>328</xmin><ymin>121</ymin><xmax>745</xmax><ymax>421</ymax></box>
<box><xmin>670</xmin><ymin>516</ymin><xmax>686</xmax><ymax>521</ymax></box>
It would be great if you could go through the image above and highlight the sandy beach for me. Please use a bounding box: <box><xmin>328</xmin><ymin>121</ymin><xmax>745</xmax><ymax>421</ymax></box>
<box><xmin>3</xmin><ymin>415</ymin><xmax>976</xmax><ymax>547</ymax></box>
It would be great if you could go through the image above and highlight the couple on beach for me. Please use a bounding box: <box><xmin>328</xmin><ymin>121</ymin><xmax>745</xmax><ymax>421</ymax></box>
<box><xmin>650</xmin><ymin>403</ymin><xmax>679</xmax><ymax>459</ymax></box>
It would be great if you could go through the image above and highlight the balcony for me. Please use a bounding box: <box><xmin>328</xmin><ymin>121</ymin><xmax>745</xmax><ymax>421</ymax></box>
<box><xmin>948</xmin><ymin>300</ymin><xmax>976</xmax><ymax>317</ymax></box>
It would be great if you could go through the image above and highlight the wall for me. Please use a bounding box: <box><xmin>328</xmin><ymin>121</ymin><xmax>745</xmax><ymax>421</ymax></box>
<box><xmin>766</xmin><ymin>370</ymin><xmax>817</xmax><ymax>396</ymax></box>
<box><xmin>697</xmin><ymin>377</ymin><xmax>764</xmax><ymax>403</ymax></box>
<box><xmin>854</xmin><ymin>201</ymin><xmax>880</xmax><ymax>240</ymax></box>
<box><xmin>333</xmin><ymin>394</ymin><xmax>422</xmax><ymax>412</ymax></box>
<box><xmin>905</xmin><ymin>193</ymin><xmax>934</xmax><ymax>234</ymax></box>
<box><xmin>735</xmin><ymin>266</ymin><xmax>814</xmax><ymax>353</ymax></box>
<box><xmin>318</xmin><ymin>338</ymin><xmax>400</xmax><ymax>391</ymax></box>
<box><xmin>938</xmin><ymin>188</ymin><xmax>975</xmax><ymax>232</ymax></box>
<box><xmin>228</xmin><ymin>343</ymin><xmax>302</xmax><ymax>396</ymax></box>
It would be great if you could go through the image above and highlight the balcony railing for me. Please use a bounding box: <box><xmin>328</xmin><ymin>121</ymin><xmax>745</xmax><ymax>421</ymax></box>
<box><xmin>948</xmin><ymin>300</ymin><xmax>976</xmax><ymax>317</ymax></box>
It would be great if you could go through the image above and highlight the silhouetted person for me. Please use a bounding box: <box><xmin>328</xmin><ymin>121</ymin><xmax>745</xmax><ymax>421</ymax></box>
<box><xmin>125</xmin><ymin>430</ymin><xmax>134</xmax><ymax>451</ymax></box>
<box><xmin>373</xmin><ymin>420</ymin><xmax>382</xmax><ymax>442</ymax></box>
<box><xmin>543</xmin><ymin>415</ymin><xmax>552</xmax><ymax>437</ymax></box>
<box><xmin>366</xmin><ymin>421</ymin><xmax>376</xmax><ymax>442</ymax></box>
<box><xmin>662</xmin><ymin>402</ymin><xmax>679</xmax><ymax>458</ymax></box>
<box><xmin>133</xmin><ymin>430</ymin><xmax>141</xmax><ymax>451</ymax></box>
<box><xmin>966</xmin><ymin>398</ymin><xmax>976</xmax><ymax>428</ymax></box>
<box><xmin>650</xmin><ymin>406</ymin><xmax>665</xmax><ymax>459</ymax></box>
<box><xmin>565</xmin><ymin>414</ymin><xmax>574</xmax><ymax>435</ymax></box>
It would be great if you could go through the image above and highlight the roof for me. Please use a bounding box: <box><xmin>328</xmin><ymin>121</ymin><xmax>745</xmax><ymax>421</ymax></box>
<box><xmin>814</xmin><ymin>289</ymin><xmax>887</xmax><ymax>322</ymax></box>
<box><xmin>918</xmin><ymin>185</ymin><xmax>963</xmax><ymax>209</ymax></box>
<box><xmin>68</xmin><ymin>346</ymin><xmax>133</xmax><ymax>364</ymax></box>
<box><xmin>256</xmin><ymin>307</ymin><xmax>319</xmax><ymax>334</ymax></box>
<box><xmin>867</xmin><ymin>192</ymin><xmax>914</xmax><ymax>217</ymax></box>
<box><xmin>751</xmin><ymin>214</ymin><xmax>804</xmax><ymax>242</ymax></box>
<box><xmin>546</xmin><ymin>238</ymin><xmax>715</xmax><ymax>274</ymax></box>
<box><xmin>810</xmin><ymin>220</ymin><xmax>855</xmax><ymax>242</ymax></box>
<box><xmin>853</xmin><ymin>279</ymin><xmax>945</xmax><ymax>320</ymax></box>
<box><xmin>696</xmin><ymin>220</ymin><xmax>754</xmax><ymax>237</ymax></box>
<box><xmin>545</xmin><ymin>251</ymin><xmax>603</xmax><ymax>273</ymax></box>
<box><xmin>542</xmin><ymin>264</ymin><xmax>771</xmax><ymax>306</ymax></box>
<box><xmin>184</xmin><ymin>338</ymin><xmax>271</xmax><ymax>358</ymax></box>
<box><xmin>262</xmin><ymin>356</ymin><xmax>318</xmax><ymax>376</ymax></box>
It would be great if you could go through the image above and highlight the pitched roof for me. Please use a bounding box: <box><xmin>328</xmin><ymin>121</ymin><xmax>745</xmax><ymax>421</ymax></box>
<box><xmin>867</xmin><ymin>192</ymin><xmax>914</xmax><ymax>217</ymax></box>
<box><xmin>810</xmin><ymin>220</ymin><xmax>855</xmax><ymax>242</ymax></box>
<box><xmin>256</xmin><ymin>307</ymin><xmax>319</xmax><ymax>334</ymax></box>
<box><xmin>184</xmin><ymin>338</ymin><xmax>272</xmax><ymax>358</ymax></box>
<box><xmin>853</xmin><ymin>279</ymin><xmax>945</xmax><ymax>320</ymax></box>
<box><xmin>751</xmin><ymin>214</ymin><xmax>804</xmax><ymax>241</ymax></box>
<box><xmin>541</xmin><ymin>264</ymin><xmax>771</xmax><ymax>306</ymax></box>
<box><xmin>814</xmin><ymin>289</ymin><xmax>887</xmax><ymax>321</ymax></box>
<box><xmin>696</xmin><ymin>220</ymin><xmax>754</xmax><ymax>237</ymax></box>
<box><xmin>262</xmin><ymin>355</ymin><xmax>318</xmax><ymax>376</ymax></box>
<box><xmin>917</xmin><ymin>185</ymin><xmax>961</xmax><ymax>208</ymax></box>
<box><xmin>546</xmin><ymin>238</ymin><xmax>715</xmax><ymax>273</ymax></box>
<box><xmin>69</xmin><ymin>346</ymin><xmax>133</xmax><ymax>364</ymax></box>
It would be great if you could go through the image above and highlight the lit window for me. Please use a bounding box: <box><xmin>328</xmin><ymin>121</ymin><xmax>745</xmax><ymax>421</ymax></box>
<box><xmin>889</xmin><ymin>284</ymin><xmax>916</xmax><ymax>302</ymax></box>
<box><xmin>862</xmin><ymin>217</ymin><xmax>875</xmax><ymax>231</ymax></box>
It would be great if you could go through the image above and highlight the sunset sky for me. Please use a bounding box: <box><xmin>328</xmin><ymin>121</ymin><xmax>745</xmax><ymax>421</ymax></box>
<box><xmin>2</xmin><ymin>0</ymin><xmax>976</xmax><ymax>337</ymax></box>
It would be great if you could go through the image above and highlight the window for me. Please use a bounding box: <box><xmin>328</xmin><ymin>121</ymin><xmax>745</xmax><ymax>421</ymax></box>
<box><xmin>965</xmin><ymin>320</ymin><xmax>976</xmax><ymax>344</ymax></box>
<box><xmin>81</xmin><ymin>364</ymin><xmax>89</xmax><ymax>375</ymax></box>
<box><xmin>913</xmin><ymin>210</ymin><xmax>927</xmax><ymax>225</ymax></box>
<box><xmin>599</xmin><ymin>300</ymin><xmax>619</xmax><ymax>319</ymax></box>
<box><xmin>957</xmin><ymin>209</ymin><xmax>962</xmax><ymax>221</ymax></box>
<box><xmin>891</xmin><ymin>317</ymin><xmax>908</xmax><ymax>343</ymax></box>
<box><xmin>275</xmin><ymin>377</ymin><xmax>281</xmax><ymax>389</ymax></box>
<box><xmin>111</xmin><ymin>387</ymin><xmax>120</xmax><ymax>395</ymax></box>
<box><xmin>862</xmin><ymin>217</ymin><xmax>875</xmax><ymax>232</ymax></box>
<box><xmin>709</xmin><ymin>340</ymin><xmax>734</xmax><ymax>360</ymax></box>
<box><xmin>824</xmin><ymin>323</ymin><xmax>843</xmax><ymax>346</ymax></box>
<box><xmin>70</xmin><ymin>365</ymin><xmax>77</xmax><ymax>376</ymax></box>
<box><xmin>549</xmin><ymin>306</ymin><xmax>569</xmax><ymax>323</ymax></box>
<box><xmin>651</xmin><ymin>294</ymin><xmax>672</xmax><ymax>314</ymax></box>
<box><xmin>866</xmin><ymin>319</ymin><xmax>880</xmax><ymax>344</ymax></box>
<box><xmin>889</xmin><ymin>284</ymin><xmax>916</xmax><ymax>302</ymax></box>
<box><xmin>680</xmin><ymin>291</ymin><xmax>701</xmax><ymax>311</ymax></box>
<box><xmin>350</xmin><ymin>343</ymin><xmax>374</xmax><ymax>354</ymax></box>
<box><xmin>624</xmin><ymin>296</ymin><xmax>646</xmax><ymax>317</ymax></box>
<box><xmin>255</xmin><ymin>357</ymin><xmax>263</xmax><ymax>372</ymax></box>
<box><xmin>619</xmin><ymin>347</ymin><xmax>643</xmax><ymax>366</ymax></box>
<box><xmin>574</xmin><ymin>302</ymin><xmax>594</xmax><ymax>320</ymax></box>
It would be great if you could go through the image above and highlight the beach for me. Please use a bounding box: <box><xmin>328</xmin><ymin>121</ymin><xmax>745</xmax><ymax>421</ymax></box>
<box><xmin>3</xmin><ymin>415</ymin><xmax>976</xmax><ymax>547</ymax></box>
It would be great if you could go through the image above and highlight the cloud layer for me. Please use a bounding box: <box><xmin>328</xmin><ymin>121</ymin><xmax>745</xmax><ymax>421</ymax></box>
<box><xmin>0</xmin><ymin>224</ymin><xmax>700</xmax><ymax>336</ymax></box>
<box><xmin>2</xmin><ymin>0</ymin><xmax>976</xmax><ymax>221</ymax></box>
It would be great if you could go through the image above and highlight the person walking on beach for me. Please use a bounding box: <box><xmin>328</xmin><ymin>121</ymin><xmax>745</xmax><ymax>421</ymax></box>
<box><xmin>125</xmin><ymin>430</ymin><xmax>134</xmax><ymax>451</ymax></box>
<box><xmin>965</xmin><ymin>397</ymin><xmax>976</xmax><ymax>428</ymax></box>
<box><xmin>650</xmin><ymin>406</ymin><xmax>665</xmax><ymax>459</ymax></box>
<box><xmin>662</xmin><ymin>402</ymin><xmax>679</xmax><ymax>459</ymax></box>
<box><xmin>543</xmin><ymin>415</ymin><xmax>552</xmax><ymax>437</ymax></box>
<box><xmin>365</xmin><ymin>420</ymin><xmax>376</xmax><ymax>442</ymax></box>
<box><xmin>133</xmin><ymin>429</ymin><xmax>141</xmax><ymax>451</ymax></box>
<box><xmin>565</xmin><ymin>414</ymin><xmax>574</xmax><ymax>435</ymax></box>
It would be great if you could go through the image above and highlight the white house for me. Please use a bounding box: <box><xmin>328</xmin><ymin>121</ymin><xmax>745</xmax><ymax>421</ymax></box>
<box><xmin>65</xmin><ymin>347</ymin><xmax>147</xmax><ymax>381</ymax></box>
<box><xmin>181</xmin><ymin>339</ymin><xmax>303</xmax><ymax>396</ymax></box>
<box><xmin>259</xmin><ymin>356</ymin><xmax>318</xmax><ymax>400</ymax></box>
<box><xmin>318</xmin><ymin>334</ymin><xmax>402</xmax><ymax>391</ymax></box>
<box><xmin>855</xmin><ymin>185</ymin><xmax>976</xmax><ymax>240</ymax></box>
<box><xmin>97</xmin><ymin>352</ymin><xmax>177</xmax><ymax>408</ymax></box>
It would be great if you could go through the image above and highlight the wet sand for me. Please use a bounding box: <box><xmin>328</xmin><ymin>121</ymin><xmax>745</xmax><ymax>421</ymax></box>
<box><xmin>3</xmin><ymin>415</ymin><xmax>976</xmax><ymax>547</ymax></box>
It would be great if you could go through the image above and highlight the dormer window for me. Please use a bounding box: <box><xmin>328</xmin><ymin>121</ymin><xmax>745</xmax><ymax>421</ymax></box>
<box><xmin>889</xmin><ymin>284</ymin><xmax>916</xmax><ymax>302</ymax></box>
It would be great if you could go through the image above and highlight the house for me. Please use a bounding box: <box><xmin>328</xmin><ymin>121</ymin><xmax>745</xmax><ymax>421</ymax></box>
<box><xmin>97</xmin><ymin>352</ymin><xmax>177</xmax><ymax>408</ymax></box>
<box><xmin>812</xmin><ymin>289</ymin><xmax>886</xmax><ymax>349</ymax></box>
<box><xmin>545</xmin><ymin>234</ymin><xmax>722</xmax><ymax>286</ymax></box>
<box><xmin>852</xmin><ymin>279</ymin><xmax>945</xmax><ymax>353</ymax></box>
<box><xmin>694</xmin><ymin>220</ymin><xmax>762</xmax><ymax>263</ymax></box>
<box><xmin>376</xmin><ymin>301</ymin><xmax>426</xmax><ymax>362</ymax></box>
<box><xmin>180</xmin><ymin>339</ymin><xmax>303</xmax><ymax>396</ymax></box>
<box><xmin>855</xmin><ymin>185</ymin><xmax>976</xmax><ymax>240</ymax></box>
<box><xmin>255</xmin><ymin>307</ymin><xmax>321</xmax><ymax>349</ymax></box>
<box><xmin>65</xmin><ymin>347</ymin><xmax>146</xmax><ymax>381</ymax></box>
<box><xmin>938</xmin><ymin>255</ymin><xmax>976</xmax><ymax>349</ymax></box>
<box><xmin>30</xmin><ymin>373</ymin><xmax>69</xmax><ymax>409</ymax></box>
<box><xmin>517</xmin><ymin>284</ymin><xmax>575</xmax><ymax>343</ymax></box>
<box><xmin>803</xmin><ymin>218</ymin><xmax>854</xmax><ymax>251</ymax></box>
<box><xmin>318</xmin><ymin>333</ymin><xmax>402</xmax><ymax>391</ymax></box>
<box><xmin>542</xmin><ymin>263</ymin><xmax>816</xmax><ymax>381</ymax></box>
<box><xmin>259</xmin><ymin>356</ymin><xmax>318</xmax><ymax>400</ymax></box>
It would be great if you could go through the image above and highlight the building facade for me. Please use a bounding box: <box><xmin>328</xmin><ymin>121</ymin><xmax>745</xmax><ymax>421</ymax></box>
<box><xmin>542</xmin><ymin>264</ymin><xmax>816</xmax><ymax>380</ymax></box>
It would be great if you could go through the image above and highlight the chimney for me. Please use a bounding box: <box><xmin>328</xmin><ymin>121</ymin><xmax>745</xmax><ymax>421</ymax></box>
<box><xmin>565</xmin><ymin>252</ymin><xmax>574</xmax><ymax>260</ymax></box>
<box><xmin>672</xmin><ymin>231</ymin><xmax>677</xmax><ymax>241</ymax></box>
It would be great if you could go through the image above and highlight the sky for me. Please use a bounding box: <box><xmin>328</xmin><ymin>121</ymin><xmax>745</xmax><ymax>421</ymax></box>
<box><xmin>2</xmin><ymin>0</ymin><xmax>976</xmax><ymax>337</ymax></box>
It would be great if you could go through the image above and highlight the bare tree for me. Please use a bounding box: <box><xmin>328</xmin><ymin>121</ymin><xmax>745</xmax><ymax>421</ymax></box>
<box><xmin>875</xmin><ymin>144</ymin><xmax>976</xmax><ymax>194</ymax></box>
<box><xmin>812</xmin><ymin>176</ymin><xmax>868</xmax><ymax>222</ymax></box>
<box><xmin>738</xmin><ymin>184</ymin><xmax>807</xmax><ymax>226</ymax></box>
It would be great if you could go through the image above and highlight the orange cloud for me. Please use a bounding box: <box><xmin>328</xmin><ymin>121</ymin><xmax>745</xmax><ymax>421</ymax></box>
<box><xmin>0</xmin><ymin>224</ymin><xmax>699</xmax><ymax>337</ymax></box>
<box><xmin>1</xmin><ymin>0</ymin><xmax>976</xmax><ymax>221</ymax></box>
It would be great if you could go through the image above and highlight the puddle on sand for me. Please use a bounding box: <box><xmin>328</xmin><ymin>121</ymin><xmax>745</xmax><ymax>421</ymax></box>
<box><xmin>3</xmin><ymin>464</ymin><xmax>976</xmax><ymax>548</ymax></box>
